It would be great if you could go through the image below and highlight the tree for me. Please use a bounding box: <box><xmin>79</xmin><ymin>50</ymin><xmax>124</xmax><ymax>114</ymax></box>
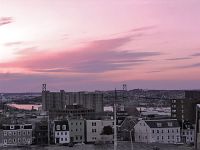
<box><xmin>101</xmin><ymin>126</ymin><xmax>113</xmax><ymax>135</ymax></box>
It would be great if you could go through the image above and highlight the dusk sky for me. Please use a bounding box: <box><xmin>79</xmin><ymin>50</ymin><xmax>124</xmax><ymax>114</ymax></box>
<box><xmin>1</xmin><ymin>0</ymin><xmax>200</xmax><ymax>92</ymax></box>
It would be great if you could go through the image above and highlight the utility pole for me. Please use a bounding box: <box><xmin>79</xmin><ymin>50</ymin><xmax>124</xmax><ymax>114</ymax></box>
<box><xmin>114</xmin><ymin>89</ymin><xmax>117</xmax><ymax>150</ymax></box>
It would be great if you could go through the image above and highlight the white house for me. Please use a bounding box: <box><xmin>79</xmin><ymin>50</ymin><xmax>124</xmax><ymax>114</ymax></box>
<box><xmin>53</xmin><ymin>120</ymin><xmax>70</xmax><ymax>144</ymax></box>
<box><xmin>134</xmin><ymin>119</ymin><xmax>181</xmax><ymax>144</ymax></box>
<box><xmin>86</xmin><ymin>120</ymin><xmax>114</xmax><ymax>143</ymax></box>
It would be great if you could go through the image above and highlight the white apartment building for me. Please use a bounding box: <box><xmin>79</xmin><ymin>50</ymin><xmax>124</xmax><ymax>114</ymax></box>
<box><xmin>86</xmin><ymin>120</ymin><xmax>114</xmax><ymax>143</ymax></box>
<box><xmin>2</xmin><ymin>124</ymin><xmax>32</xmax><ymax>147</ymax></box>
<box><xmin>134</xmin><ymin>119</ymin><xmax>181</xmax><ymax>144</ymax></box>
<box><xmin>182</xmin><ymin>128</ymin><xmax>194</xmax><ymax>144</ymax></box>
<box><xmin>53</xmin><ymin>120</ymin><xmax>70</xmax><ymax>144</ymax></box>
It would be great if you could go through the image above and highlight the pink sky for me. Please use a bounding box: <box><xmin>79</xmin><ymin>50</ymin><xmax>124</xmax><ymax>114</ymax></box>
<box><xmin>0</xmin><ymin>0</ymin><xmax>200</xmax><ymax>92</ymax></box>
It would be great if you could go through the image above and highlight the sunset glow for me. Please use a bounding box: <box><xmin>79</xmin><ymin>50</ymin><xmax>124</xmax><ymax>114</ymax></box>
<box><xmin>1</xmin><ymin>0</ymin><xmax>200</xmax><ymax>92</ymax></box>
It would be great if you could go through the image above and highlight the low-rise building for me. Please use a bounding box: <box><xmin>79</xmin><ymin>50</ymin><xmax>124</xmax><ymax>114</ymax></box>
<box><xmin>134</xmin><ymin>119</ymin><xmax>180</xmax><ymax>144</ymax></box>
<box><xmin>181</xmin><ymin>121</ymin><xmax>194</xmax><ymax>144</ymax></box>
<box><xmin>0</xmin><ymin>129</ymin><xmax>3</xmax><ymax>147</ymax></box>
<box><xmin>86</xmin><ymin>120</ymin><xmax>114</xmax><ymax>143</ymax></box>
<box><xmin>195</xmin><ymin>104</ymin><xmax>200</xmax><ymax>149</ymax></box>
<box><xmin>69</xmin><ymin>119</ymin><xmax>85</xmax><ymax>143</ymax></box>
<box><xmin>53</xmin><ymin>120</ymin><xmax>70</xmax><ymax>144</ymax></box>
<box><xmin>2</xmin><ymin>124</ymin><xmax>32</xmax><ymax>147</ymax></box>
<box><xmin>33</xmin><ymin>121</ymin><xmax>48</xmax><ymax>145</ymax></box>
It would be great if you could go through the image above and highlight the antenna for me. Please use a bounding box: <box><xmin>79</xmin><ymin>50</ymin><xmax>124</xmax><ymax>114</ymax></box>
<box><xmin>123</xmin><ymin>84</ymin><xmax>127</xmax><ymax>91</ymax></box>
<box><xmin>42</xmin><ymin>83</ymin><xmax>47</xmax><ymax>92</ymax></box>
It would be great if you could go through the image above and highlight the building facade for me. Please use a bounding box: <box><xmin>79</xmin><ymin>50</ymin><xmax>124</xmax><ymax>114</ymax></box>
<box><xmin>0</xmin><ymin>129</ymin><xmax>2</xmax><ymax>147</ymax></box>
<box><xmin>171</xmin><ymin>90</ymin><xmax>200</xmax><ymax>124</ymax></box>
<box><xmin>42</xmin><ymin>90</ymin><xmax>103</xmax><ymax>113</ymax></box>
<box><xmin>2</xmin><ymin>124</ymin><xmax>32</xmax><ymax>147</ymax></box>
<box><xmin>68</xmin><ymin>119</ymin><xmax>85</xmax><ymax>143</ymax></box>
<box><xmin>86</xmin><ymin>120</ymin><xmax>114</xmax><ymax>143</ymax></box>
<box><xmin>195</xmin><ymin>104</ymin><xmax>200</xmax><ymax>149</ymax></box>
<box><xmin>181</xmin><ymin>121</ymin><xmax>194</xmax><ymax>144</ymax></box>
<box><xmin>53</xmin><ymin>120</ymin><xmax>70</xmax><ymax>144</ymax></box>
<box><xmin>134</xmin><ymin>119</ymin><xmax>181</xmax><ymax>144</ymax></box>
<box><xmin>33</xmin><ymin>121</ymin><xmax>48</xmax><ymax>145</ymax></box>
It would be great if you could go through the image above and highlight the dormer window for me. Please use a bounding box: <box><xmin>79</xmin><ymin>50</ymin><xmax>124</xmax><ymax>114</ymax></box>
<box><xmin>10</xmin><ymin>125</ymin><xmax>14</xmax><ymax>130</ymax></box>
<box><xmin>62</xmin><ymin>125</ymin><xmax>66</xmax><ymax>130</ymax></box>
<box><xmin>56</xmin><ymin>125</ymin><xmax>60</xmax><ymax>130</ymax></box>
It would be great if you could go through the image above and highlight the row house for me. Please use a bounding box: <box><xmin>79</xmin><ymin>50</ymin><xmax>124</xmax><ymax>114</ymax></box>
<box><xmin>181</xmin><ymin>121</ymin><xmax>194</xmax><ymax>144</ymax></box>
<box><xmin>33</xmin><ymin>121</ymin><xmax>48</xmax><ymax>145</ymax></box>
<box><xmin>86</xmin><ymin>120</ymin><xmax>114</xmax><ymax>143</ymax></box>
<box><xmin>134</xmin><ymin>119</ymin><xmax>180</xmax><ymax>144</ymax></box>
<box><xmin>2</xmin><ymin>124</ymin><xmax>32</xmax><ymax>147</ymax></box>
<box><xmin>0</xmin><ymin>129</ymin><xmax>2</xmax><ymax>147</ymax></box>
<box><xmin>69</xmin><ymin>119</ymin><xmax>85</xmax><ymax>143</ymax></box>
<box><xmin>53</xmin><ymin>120</ymin><xmax>70</xmax><ymax>144</ymax></box>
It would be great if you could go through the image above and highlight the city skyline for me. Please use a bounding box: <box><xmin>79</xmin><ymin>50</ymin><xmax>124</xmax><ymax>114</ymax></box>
<box><xmin>1</xmin><ymin>0</ymin><xmax>200</xmax><ymax>92</ymax></box>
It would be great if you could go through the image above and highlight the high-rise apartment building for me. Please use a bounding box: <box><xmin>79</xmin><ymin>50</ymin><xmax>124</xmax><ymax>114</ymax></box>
<box><xmin>171</xmin><ymin>90</ymin><xmax>200</xmax><ymax>124</ymax></box>
<box><xmin>42</xmin><ymin>90</ymin><xmax>104</xmax><ymax>113</ymax></box>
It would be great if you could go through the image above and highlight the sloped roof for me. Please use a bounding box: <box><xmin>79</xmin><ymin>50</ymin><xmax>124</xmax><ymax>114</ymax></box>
<box><xmin>145</xmin><ymin>119</ymin><xmax>180</xmax><ymax>128</ymax></box>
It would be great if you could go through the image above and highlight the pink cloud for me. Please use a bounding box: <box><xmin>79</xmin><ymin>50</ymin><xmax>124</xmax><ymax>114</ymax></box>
<box><xmin>0</xmin><ymin>17</ymin><xmax>13</xmax><ymax>26</ymax></box>
<box><xmin>0</xmin><ymin>35</ymin><xmax>161</xmax><ymax>73</ymax></box>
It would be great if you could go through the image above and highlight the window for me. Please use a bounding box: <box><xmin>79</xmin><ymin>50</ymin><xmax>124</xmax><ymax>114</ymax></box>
<box><xmin>65</xmin><ymin>138</ymin><xmax>67</xmax><ymax>141</ymax></box>
<box><xmin>57</xmin><ymin>132</ymin><xmax>59</xmax><ymax>136</ymax></box>
<box><xmin>18</xmin><ymin>131</ymin><xmax>21</xmax><ymax>136</ymax></box>
<box><xmin>172</xmin><ymin>129</ymin><xmax>174</xmax><ymax>133</ymax></box>
<box><xmin>76</xmin><ymin>136</ymin><xmax>78</xmax><ymax>140</ymax></box>
<box><xmin>62</xmin><ymin>125</ymin><xmax>66</xmax><ymax>130</ymax></box>
<box><xmin>152</xmin><ymin>130</ymin><xmax>154</xmax><ymax>133</ymax></box>
<box><xmin>168</xmin><ymin>136</ymin><xmax>170</xmax><ymax>139</ymax></box>
<box><xmin>13</xmin><ymin>139</ymin><xmax>16</xmax><ymax>143</ymax></box>
<box><xmin>161</xmin><ymin>130</ymin><xmax>163</xmax><ymax>133</ymax></box>
<box><xmin>157</xmin><ymin>130</ymin><xmax>159</xmax><ymax>133</ymax></box>
<box><xmin>61</xmin><ymin>132</ymin><xmax>63</xmax><ymax>135</ymax></box>
<box><xmin>4</xmin><ymin>131</ymin><xmax>7</xmax><ymax>136</ymax></box>
<box><xmin>23</xmin><ymin>131</ymin><xmax>26</xmax><ymax>135</ymax></box>
<box><xmin>8</xmin><ymin>131</ymin><xmax>12</xmax><ymax>136</ymax></box>
<box><xmin>157</xmin><ymin>136</ymin><xmax>159</xmax><ymax>140</ymax></box>
<box><xmin>162</xmin><ymin>136</ymin><xmax>164</xmax><ymax>140</ymax></box>
<box><xmin>92</xmin><ymin>122</ymin><xmax>96</xmax><ymax>126</ymax></box>
<box><xmin>10</xmin><ymin>125</ymin><xmax>14</xmax><ymax>129</ymax></box>
<box><xmin>168</xmin><ymin>130</ymin><xmax>169</xmax><ymax>133</ymax></box>
<box><xmin>65</xmin><ymin>132</ymin><xmax>67</xmax><ymax>135</ymax></box>
<box><xmin>61</xmin><ymin>138</ymin><xmax>63</xmax><ymax>141</ymax></box>
<box><xmin>80</xmin><ymin>122</ymin><xmax>82</xmax><ymax>125</ymax></box>
<box><xmin>56</xmin><ymin>125</ymin><xmax>60</xmax><ymax>130</ymax></box>
<box><xmin>92</xmin><ymin>129</ymin><xmax>97</xmax><ymax>133</ymax></box>
<box><xmin>177</xmin><ymin>129</ymin><xmax>179</xmax><ymax>133</ymax></box>
<box><xmin>18</xmin><ymin>138</ymin><xmax>21</xmax><ymax>143</ymax></box>
<box><xmin>4</xmin><ymin>139</ymin><xmax>7</xmax><ymax>144</ymax></box>
<box><xmin>76</xmin><ymin>122</ymin><xmax>78</xmax><ymax>125</ymax></box>
<box><xmin>80</xmin><ymin>136</ymin><xmax>82</xmax><ymax>140</ymax></box>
